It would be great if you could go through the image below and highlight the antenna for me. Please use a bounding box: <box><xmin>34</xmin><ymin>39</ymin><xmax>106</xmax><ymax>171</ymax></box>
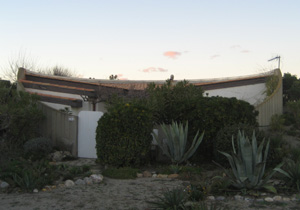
<box><xmin>268</xmin><ymin>56</ymin><xmax>281</xmax><ymax>69</ymax></box>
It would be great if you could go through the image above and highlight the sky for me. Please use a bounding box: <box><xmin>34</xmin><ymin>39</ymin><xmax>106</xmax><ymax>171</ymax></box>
<box><xmin>0</xmin><ymin>0</ymin><xmax>299</xmax><ymax>81</ymax></box>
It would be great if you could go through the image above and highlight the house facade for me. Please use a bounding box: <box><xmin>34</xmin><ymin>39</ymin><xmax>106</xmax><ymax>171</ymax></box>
<box><xmin>17</xmin><ymin>68</ymin><xmax>282</xmax><ymax>157</ymax></box>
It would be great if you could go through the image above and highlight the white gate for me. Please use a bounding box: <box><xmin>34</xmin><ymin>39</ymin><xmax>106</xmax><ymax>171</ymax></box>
<box><xmin>78</xmin><ymin>111</ymin><xmax>103</xmax><ymax>158</ymax></box>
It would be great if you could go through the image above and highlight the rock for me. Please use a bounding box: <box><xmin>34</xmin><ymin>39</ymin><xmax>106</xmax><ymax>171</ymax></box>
<box><xmin>33</xmin><ymin>189</ymin><xmax>38</xmax><ymax>193</ymax></box>
<box><xmin>152</xmin><ymin>174</ymin><xmax>157</xmax><ymax>178</ymax></box>
<box><xmin>0</xmin><ymin>181</ymin><xmax>9</xmax><ymax>189</ymax></box>
<box><xmin>90</xmin><ymin>174</ymin><xmax>103</xmax><ymax>183</ymax></box>
<box><xmin>51</xmin><ymin>151</ymin><xmax>73</xmax><ymax>162</ymax></box>
<box><xmin>234</xmin><ymin>195</ymin><xmax>243</xmax><ymax>201</ymax></box>
<box><xmin>84</xmin><ymin>177</ymin><xmax>93</xmax><ymax>185</ymax></box>
<box><xmin>264</xmin><ymin>197</ymin><xmax>274</xmax><ymax>202</ymax></box>
<box><xmin>273</xmin><ymin>195</ymin><xmax>282</xmax><ymax>201</ymax></box>
<box><xmin>256</xmin><ymin>198</ymin><xmax>264</xmax><ymax>202</ymax></box>
<box><xmin>207</xmin><ymin>196</ymin><xmax>215</xmax><ymax>201</ymax></box>
<box><xmin>168</xmin><ymin>174</ymin><xmax>179</xmax><ymax>179</ymax></box>
<box><xmin>136</xmin><ymin>173</ymin><xmax>143</xmax><ymax>178</ymax></box>
<box><xmin>283</xmin><ymin>197</ymin><xmax>290</xmax><ymax>202</ymax></box>
<box><xmin>157</xmin><ymin>174</ymin><xmax>168</xmax><ymax>178</ymax></box>
<box><xmin>142</xmin><ymin>171</ymin><xmax>152</xmax><ymax>178</ymax></box>
<box><xmin>52</xmin><ymin>151</ymin><xmax>64</xmax><ymax>162</ymax></box>
<box><xmin>216</xmin><ymin>196</ymin><xmax>225</xmax><ymax>201</ymax></box>
<box><xmin>261</xmin><ymin>193</ymin><xmax>267</xmax><ymax>196</ymax></box>
<box><xmin>75</xmin><ymin>179</ymin><xmax>85</xmax><ymax>185</ymax></box>
<box><xmin>244</xmin><ymin>197</ymin><xmax>253</xmax><ymax>202</ymax></box>
<box><xmin>64</xmin><ymin>180</ymin><xmax>75</xmax><ymax>187</ymax></box>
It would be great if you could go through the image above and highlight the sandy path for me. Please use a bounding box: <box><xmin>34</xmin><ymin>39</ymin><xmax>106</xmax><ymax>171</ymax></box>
<box><xmin>0</xmin><ymin>178</ymin><xmax>188</xmax><ymax>210</ymax></box>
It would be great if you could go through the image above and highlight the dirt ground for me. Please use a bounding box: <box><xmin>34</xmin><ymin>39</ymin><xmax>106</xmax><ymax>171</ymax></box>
<box><xmin>1</xmin><ymin>177</ymin><xmax>300</xmax><ymax>210</ymax></box>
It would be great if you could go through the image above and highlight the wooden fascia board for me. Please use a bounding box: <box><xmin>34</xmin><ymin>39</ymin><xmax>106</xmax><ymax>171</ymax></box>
<box><xmin>197</xmin><ymin>76</ymin><xmax>267</xmax><ymax>91</ymax></box>
<box><xmin>20</xmin><ymin>80</ymin><xmax>96</xmax><ymax>97</ymax></box>
<box><xmin>28</xmin><ymin>92</ymin><xmax>83</xmax><ymax>108</ymax></box>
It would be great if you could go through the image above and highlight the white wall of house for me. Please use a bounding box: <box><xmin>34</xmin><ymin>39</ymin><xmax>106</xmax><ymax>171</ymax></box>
<box><xmin>205</xmin><ymin>83</ymin><xmax>266</xmax><ymax>106</ymax></box>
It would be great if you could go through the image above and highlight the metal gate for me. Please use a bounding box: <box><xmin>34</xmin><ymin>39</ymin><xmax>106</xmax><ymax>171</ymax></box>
<box><xmin>78</xmin><ymin>111</ymin><xmax>103</xmax><ymax>158</ymax></box>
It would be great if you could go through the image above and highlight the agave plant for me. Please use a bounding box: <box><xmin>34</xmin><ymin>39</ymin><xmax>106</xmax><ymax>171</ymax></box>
<box><xmin>217</xmin><ymin>130</ymin><xmax>283</xmax><ymax>192</ymax></box>
<box><xmin>274</xmin><ymin>159</ymin><xmax>300</xmax><ymax>192</ymax></box>
<box><xmin>152</xmin><ymin>121</ymin><xmax>204</xmax><ymax>165</ymax></box>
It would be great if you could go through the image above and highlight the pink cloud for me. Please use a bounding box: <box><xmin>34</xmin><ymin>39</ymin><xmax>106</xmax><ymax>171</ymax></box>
<box><xmin>241</xmin><ymin>50</ymin><xmax>250</xmax><ymax>53</ymax></box>
<box><xmin>157</xmin><ymin>68</ymin><xmax>168</xmax><ymax>72</ymax></box>
<box><xmin>141</xmin><ymin>67</ymin><xmax>168</xmax><ymax>73</ymax></box>
<box><xmin>210</xmin><ymin>54</ymin><xmax>220</xmax><ymax>59</ymax></box>
<box><xmin>163</xmin><ymin>51</ymin><xmax>181</xmax><ymax>59</ymax></box>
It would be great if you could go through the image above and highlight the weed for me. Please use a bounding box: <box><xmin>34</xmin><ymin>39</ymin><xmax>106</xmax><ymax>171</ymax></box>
<box><xmin>147</xmin><ymin>187</ymin><xmax>187</xmax><ymax>210</ymax></box>
<box><xmin>102</xmin><ymin>167</ymin><xmax>140</xmax><ymax>179</ymax></box>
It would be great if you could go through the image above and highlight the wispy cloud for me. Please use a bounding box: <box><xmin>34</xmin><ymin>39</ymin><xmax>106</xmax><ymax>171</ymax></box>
<box><xmin>141</xmin><ymin>67</ymin><xmax>168</xmax><ymax>73</ymax></box>
<box><xmin>230</xmin><ymin>45</ymin><xmax>241</xmax><ymax>49</ymax></box>
<box><xmin>240</xmin><ymin>50</ymin><xmax>250</xmax><ymax>53</ymax></box>
<box><xmin>210</xmin><ymin>54</ymin><xmax>221</xmax><ymax>59</ymax></box>
<box><xmin>163</xmin><ymin>51</ymin><xmax>181</xmax><ymax>59</ymax></box>
<box><xmin>116</xmin><ymin>74</ymin><xmax>128</xmax><ymax>80</ymax></box>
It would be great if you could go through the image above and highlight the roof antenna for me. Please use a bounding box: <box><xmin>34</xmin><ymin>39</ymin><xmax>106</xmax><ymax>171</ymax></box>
<box><xmin>268</xmin><ymin>56</ymin><xmax>281</xmax><ymax>69</ymax></box>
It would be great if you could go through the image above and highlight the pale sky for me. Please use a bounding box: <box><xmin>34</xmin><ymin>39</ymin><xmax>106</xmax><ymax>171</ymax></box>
<box><xmin>0</xmin><ymin>0</ymin><xmax>299</xmax><ymax>80</ymax></box>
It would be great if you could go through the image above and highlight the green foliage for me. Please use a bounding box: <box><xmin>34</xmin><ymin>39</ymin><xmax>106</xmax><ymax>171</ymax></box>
<box><xmin>287</xmin><ymin>100</ymin><xmax>300</xmax><ymax>129</ymax></box>
<box><xmin>214</xmin><ymin>124</ymin><xmax>264</xmax><ymax>166</ymax></box>
<box><xmin>275</xmin><ymin>159</ymin><xmax>300</xmax><ymax>192</ymax></box>
<box><xmin>24</xmin><ymin>137</ymin><xmax>52</xmax><ymax>160</ymax></box>
<box><xmin>0</xmin><ymin>159</ymin><xmax>91</xmax><ymax>191</ymax></box>
<box><xmin>96</xmin><ymin>99</ymin><xmax>154</xmax><ymax>167</ymax></box>
<box><xmin>148</xmin><ymin>187</ymin><xmax>187</xmax><ymax>210</ymax></box>
<box><xmin>218</xmin><ymin>131</ymin><xmax>282</xmax><ymax>192</ymax></box>
<box><xmin>0</xmin><ymin>83</ymin><xmax>44</xmax><ymax>147</ymax></box>
<box><xmin>102</xmin><ymin>167</ymin><xmax>140</xmax><ymax>179</ymax></box>
<box><xmin>153</xmin><ymin>121</ymin><xmax>204</xmax><ymax>164</ymax></box>
<box><xmin>186</xmin><ymin>184</ymin><xmax>206</xmax><ymax>201</ymax></box>
<box><xmin>270</xmin><ymin>114</ymin><xmax>285</xmax><ymax>132</ymax></box>
<box><xmin>169</xmin><ymin>164</ymin><xmax>182</xmax><ymax>174</ymax></box>
<box><xmin>283</xmin><ymin>72</ymin><xmax>300</xmax><ymax>103</ymax></box>
<box><xmin>265</xmin><ymin>75</ymin><xmax>279</xmax><ymax>96</ymax></box>
<box><xmin>146</xmin><ymin>80</ymin><xmax>204</xmax><ymax>124</ymax></box>
<box><xmin>0</xmin><ymin>159</ymin><xmax>56</xmax><ymax>191</ymax></box>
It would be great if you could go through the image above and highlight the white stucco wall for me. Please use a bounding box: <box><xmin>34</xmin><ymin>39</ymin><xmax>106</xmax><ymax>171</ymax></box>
<box><xmin>205</xmin><ymin>83</ymin><xmax>266</xmax><ymax>106</ymax></box>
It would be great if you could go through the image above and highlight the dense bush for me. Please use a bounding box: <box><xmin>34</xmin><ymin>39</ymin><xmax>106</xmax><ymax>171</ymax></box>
<box><xmin>24</xmin><ymin>137</ymin><xmax>52</xmax><ymax>160</ymax></box>
<box><xmin>146</xmin><ymin>81</ymin><xmax>258</xmax><ymax>162</ymax></box>
<box><xmin>0</xmin><ymin>83</ymin><xmax>44</xmax><ymax>146</ymax></box>
<box><xmin>96</xmin><ymin>99</ymin><xmax>154</xmax><ymax>167</ymax></box>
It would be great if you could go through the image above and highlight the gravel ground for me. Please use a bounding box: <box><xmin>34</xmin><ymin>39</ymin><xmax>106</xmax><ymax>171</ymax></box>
<box><xmin>1</xmin><ymin>177</ymin><xmax>300</xmax><ymax>210</ymax></box>
<box><xmin>0</xmin><ymin>178</ymin><xmax>188</xmax><ymax>210</ymax></box>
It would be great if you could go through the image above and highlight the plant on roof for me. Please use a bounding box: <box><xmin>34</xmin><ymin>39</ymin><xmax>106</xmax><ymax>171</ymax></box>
<box><xmin>152</xmin><ymin>121</ymin><xmax>204</xmax><ymax>165</ymax></box>
<box><xmin>217</xmin><ymin>130</ymin><xmax>283</xmax><ymax>193</ymax></box>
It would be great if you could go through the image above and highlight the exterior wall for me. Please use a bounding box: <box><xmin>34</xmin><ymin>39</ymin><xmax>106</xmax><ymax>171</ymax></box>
<box><xmin>38</xmin><ymin>103</ymin><xmax>78</xmax><ymax>156</ymax></box>
<box><xmin>205</xmin><ymin>83</ymin><xmax>266</xmax><ymax>106</ymax></box>
<box><xmin>255</xmin><ymin>69</ymin><xmax>283</xmax><ymax>128</ymax></box>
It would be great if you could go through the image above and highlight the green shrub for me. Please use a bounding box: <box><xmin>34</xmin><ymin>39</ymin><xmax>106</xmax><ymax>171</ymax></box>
<box><xmin>270</xmin><ymin>114</ymin><xmax>285</xmax><ymax>132</ymax></box>
<box><xmin>96</xmin><ymin>100</ymin><xmax>154</xmax><ymax>167</ymax></box>
<box><xmin>146</xmin><ymin>80</ymin><xmax>258</xmax><ymax>162</ymax></box>
<box><xmin>0</xmin><ymin>159</ymin><xmax>57</xmax><ymax>191</ymax></box>
<box><xmin>24</xmin><ymin>137</ymin><xmax>52</xmax><ymax>160</ymax></box>
<box><xmin>102</xmin><ymin>167</ymin><xmax>140</xmax><ymax>179</ymax></box>
<box><xmin>0</xmin><ymin>86</ymin><xmax>44</xmax><ymax>146</ymax></box>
